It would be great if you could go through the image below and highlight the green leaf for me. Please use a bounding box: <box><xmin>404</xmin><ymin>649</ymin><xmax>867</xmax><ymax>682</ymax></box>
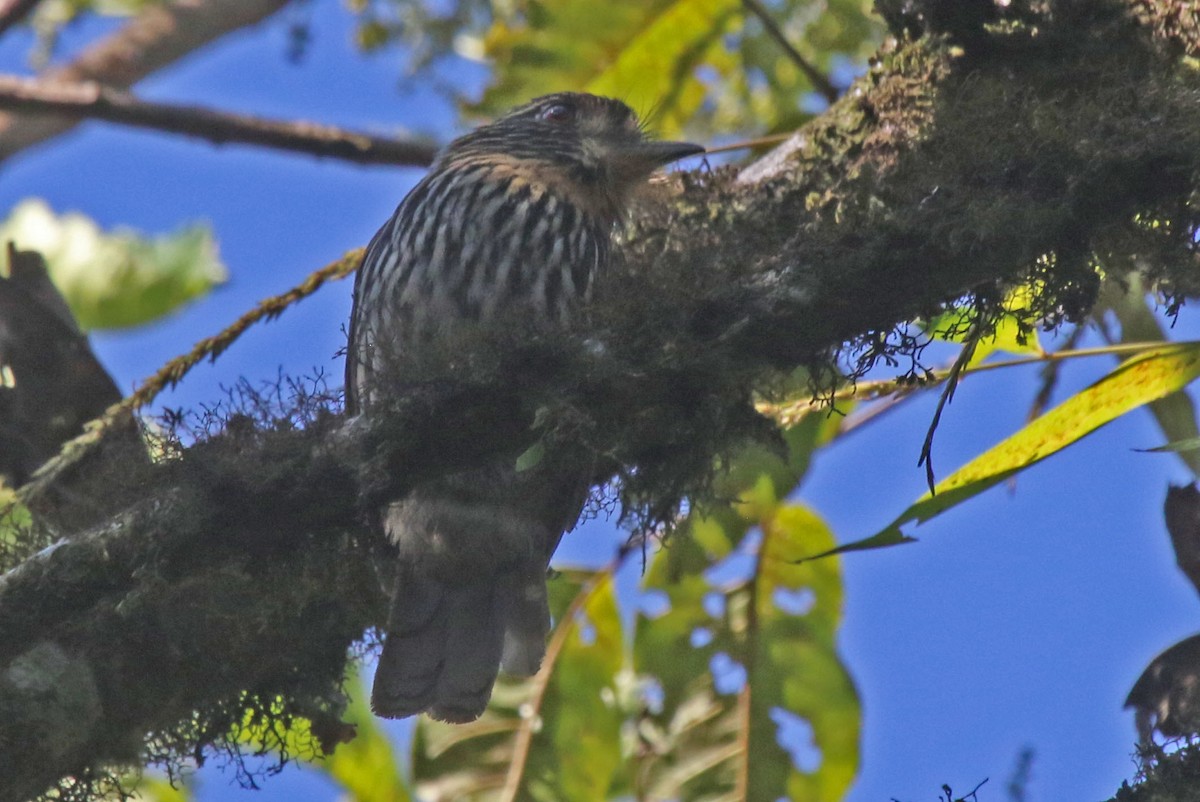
<box><xmin>854</xmin><ymin>342</ymin><xmax>1200</xmax><ymax>551</ymax></box>
<box><xmin>315</xmin><ymin>674</ymin><xmax>411</xmax><ymax>802</ymax></box>
<box><xmin>476</xmin><ymin>0</ymin><xmax>738</xmax><ymax>138</ymax></box>
<box><xmin>117</xmin><ymin>773</ymin><xmax>193</xmax><ymax>802</ymax></box>
<box><xmin>0</xmin><ymin>199</ymin><xmax>226</xmax><ymax>330</ymax></box>
<box><xmin>515</xmin><ymin>440</ymin><xmax>546</xmax><ymax>472</ymax></box>
<box><xmin>411</xmin><ymin>568</ymin><xmax>617</xmax><ymax>801</ymax></box>
<box><xmin>1136</xmin><ymin>437</ymin><xmax>1200</xmax><ymax>454</ymax></box>
<box><xmin>473</xmin><ymin>0</ymin><xmax>883</xmax><ymax>138</ymax></box>
<box><xmin>234</xmin><ymin>672</ymin><xmax>411</xmax><ymax>802</ymax></box>
<box><xmin>923</xmin><ymin>283</ymin><xmax>1045</xmax><ymax>368</ymax></box>
<box><xmin>1100</xmin><ymin>276</ymin><xmax>1200</xmax><ymax>477</ymax></box>
<box><xmin>629</xmin><ymin>426</ymin><xmax>859</xmax><ymax>800</ymax></box>
<box><xmin>516</xmin><ymin>573</ymin><xmax>624</xmax><ymax>801</ymax></box>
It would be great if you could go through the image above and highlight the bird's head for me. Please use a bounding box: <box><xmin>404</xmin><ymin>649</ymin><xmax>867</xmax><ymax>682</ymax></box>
<box><xmin>440</xmin><ymin>92</ymin><xmax>705</xmax><ymax>221</ymax></box>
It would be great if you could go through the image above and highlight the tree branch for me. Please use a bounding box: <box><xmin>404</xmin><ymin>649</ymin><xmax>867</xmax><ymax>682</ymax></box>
<box><xmin>0</xmin><ymin>76</ymin><xmax>438</xmax><ymax>166</ymax></box>
<box><xmin>0</xmin><ymin>0</ymin><xmax>294</xmax><ymax>164</ymax></box>
<box><xmin>6</xmin><ymin>1</ymin><xmax>1200</xmax><ymax>797</ymax></box>
<box><xmin>0</xmin><ymin>0</ymin><xmax>44</xmax><ymax>39</ymax></box>
<box><xmin>741</xmin><ymin>0</ymin><xmax>839</xmax><ymax>104</ymax></box>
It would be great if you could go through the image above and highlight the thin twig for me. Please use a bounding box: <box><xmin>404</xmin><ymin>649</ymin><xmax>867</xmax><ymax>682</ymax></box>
<box><xmin>703</xmin><ymin>132</ymin><xmax>792</xmax><ymax>156</ymax></box>
<box><xmin>758</xmin><ymin>339</ymin><xmax>1197</xmax><ymax>429</ymax></box>
<box><xmin>0</xmin><ymin>0</ymin><xmax>44</xmax><ymax>39</ymax></box>
<box><xmin>918</xmin><ymin>323</ymin><xmax>984</xmax><ymax>493</ymax></box>
<box><xmin>0</xmin><ymin>76</ymin><xmax>438</xmax><ymax>166</ymax></box>
<box><xmin>0</xmin><ymin>0</ymin><xmax>294</xmax><ymax>164</ymax></box>
<box><xmin>740</xmin><ymin>0</ymin><xmax>838</xmax><ymax>104</ymax></box>
<box><xmin>18</xmin><ymin>248</ymin><xmax>364</xmax><ymax>506</ymax></box>
<box><xmin>499</xmin><ymin>563</ymin><xmax>624</xmax><ymax>802</ymax></box>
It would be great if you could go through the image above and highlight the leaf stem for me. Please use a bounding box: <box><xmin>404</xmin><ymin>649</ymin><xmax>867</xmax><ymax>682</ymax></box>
<box><xmin>740</xmin><ymin>0</ymin><xmax>838</xmax><ymax>104</ymax></box>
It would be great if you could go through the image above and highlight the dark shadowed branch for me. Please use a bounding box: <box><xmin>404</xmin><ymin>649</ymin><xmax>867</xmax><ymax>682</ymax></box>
<box><xmin>0</xmin><ymin>0</ymin><xmax>45</xmax><ymax>39</ymax></box>
<box><xmin>0</xmin><ymin>76</ymin><xmax>438</xmax><ymax>166</ymax></box>
<box><xmin>0</xmin><ymin>0</ymin><xmax>294</xmax><ymax>164</ymax></box>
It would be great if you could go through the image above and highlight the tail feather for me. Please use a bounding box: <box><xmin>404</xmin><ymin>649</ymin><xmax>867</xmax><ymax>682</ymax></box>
<box><xmin>371</xmin><ymin>571</ymin><xmax>447</xmax><ymax>718</ymax></box>
<box><xmin>371</xmin><ymin>568</ymin><xmax>553</xmax><ymax>721</ymax></box>
<box><xmin>499</xmin><ymin>569</ymin><xmax>551</xmax><ymax>677</ymax></box>
<box><xmin>428</xmin><ymin>581</ymin><xmax>506</xmax><ymax>722</ymax></box>
<box><xmin>370</xmin><ymin>485</ymin><xmax>572</xmax><ymax>721</ymax></box>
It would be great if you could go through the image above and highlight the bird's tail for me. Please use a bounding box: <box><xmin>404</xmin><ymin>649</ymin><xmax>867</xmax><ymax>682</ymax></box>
<box><xmin>371</xmin><ymin>560</ymin><xmax>551</xmax><ymax>723</ymax></box>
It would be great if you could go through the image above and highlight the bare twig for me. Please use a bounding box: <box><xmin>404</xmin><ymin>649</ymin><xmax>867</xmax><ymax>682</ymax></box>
<box><xmin>0</xmin><ymin>76</ymin><xmax>438</xmax><ymax>166</ymax></box>
<box><xmin>0</xmin><ymin>0</ymin><xmax>294</xmax><ymax>163</ymax></box>
<box><xmin>0</xmin><ymin>0</ymin><xmax>44</xmax><ymax>39</ymax></box>
<box><xmin>918</xmin><ymin>322</ymin><xmax>984</xmax><ymax>493</ymax></box>
<box><xmin>740</xmin><ymin>0</ymin><xmax>839</xmax><ymax>104</ymax></box>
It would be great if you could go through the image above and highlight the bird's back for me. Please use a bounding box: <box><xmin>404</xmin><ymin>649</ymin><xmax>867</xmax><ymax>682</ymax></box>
<box><xmin>345</xmin><ymin>92</ymin><xmax>702</xmax><ymax>722</ymax></box>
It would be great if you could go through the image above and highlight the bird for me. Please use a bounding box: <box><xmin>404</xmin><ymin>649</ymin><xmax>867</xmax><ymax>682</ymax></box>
<box><xmin>345</xmin><ymin>92</ymin><xmax>704</xmax><ymax>723</ymax></box>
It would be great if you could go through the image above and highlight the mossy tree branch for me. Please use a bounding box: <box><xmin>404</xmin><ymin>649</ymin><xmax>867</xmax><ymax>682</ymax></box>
<box><xmin>5</xmin><ymin>1</ymin><xmax>1200</xmax><ymax>799</ymax></box>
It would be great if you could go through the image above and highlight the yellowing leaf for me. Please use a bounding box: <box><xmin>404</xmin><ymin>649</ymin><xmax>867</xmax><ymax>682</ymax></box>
<box><xmin>630</xmin><ymin>429</ymin><xmax>859</xmax><ymax>800</ymax></box>
<box><xmin>852</xmin><ymin>342</ymin><xmax>1200</xmax><ymax>551</ymax></box>
<box><xmin>0</xmin><ymin>199</ymin><xmax>226</xmax><ymax>330</ymax></box>
<box><xmin>477</xmin><ymin>0</ymin><xmax>738</xmax><ymax>138</ymax></box>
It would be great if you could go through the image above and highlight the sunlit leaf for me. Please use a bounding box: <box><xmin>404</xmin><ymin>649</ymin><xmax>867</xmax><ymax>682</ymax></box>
<box><xmin>516</xmin><ymin>573</ymin><xmax>624</xmax><ymax>800</ymax></box>
<box><xmin>629</xmin><ymin>418</ymin><xmax>859</xmax><ymax>800</ymax></box>
<box><xmin>473</xmin><ymin>0</ymin><xmax>883</xmax><ymax>138</ymax></box>
<box><xmin>235</xmin><ymin>674</ymin><xmax>411</xmax><ymax>802</ymax></box>
<box><xmin>924</xmin><ymin>283</ymin><xmax>1045</xmax><ymax>367</ymax></box>
<box><xmin>314</xmin><ymin>674</ymin><xmax>411</xmax><ymax>802</ymax></box>
<box><xmin>124</xmin><ymin>773</ymin><xmax>193</xmax><ymax>802</ymax></box>
<box><xmin>750</xmin><ymin>503</ymin><xmax>859</xmax><ymax>800</ymax></box>
<box><xmin>0</xmin><ymin>199</ymin><xmax>226</xmax><ymax>331</ymax></box>
<box><xmin>1100</xmin><ymin>276</ymin><xmax>1200</xmax><ymax>477</ymax></box>
<box><xmin>475</xmin><ymin>0</ymin><xmax>736</xmax><ymax>138</ymax></box>
<box><xmin>411</xmin><ymin>568</ymin><xmax>614</xmax><ymax>801</ymax></box>
<box><xmin>850</xmin><ymin>342</ymin><xmax>1200</xmax><ymax>552</ymax></box>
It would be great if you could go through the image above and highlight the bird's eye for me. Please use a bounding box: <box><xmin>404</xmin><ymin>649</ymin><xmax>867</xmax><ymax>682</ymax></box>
<box><xmin>539</xmin><ymin>103</ymin><xmax>575</xmax><ymax>123</ymax></box>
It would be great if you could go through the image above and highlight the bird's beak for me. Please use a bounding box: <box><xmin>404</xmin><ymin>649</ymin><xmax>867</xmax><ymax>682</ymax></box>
<box><xmin>632</xmin><ymin>139</ymin><xmax>706</xmax><ymax>167</ymax></box>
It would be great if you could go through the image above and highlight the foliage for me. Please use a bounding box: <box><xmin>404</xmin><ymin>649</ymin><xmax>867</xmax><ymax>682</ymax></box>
<box><xmin>348</xmin><ymin>0</ymin><xmax>884</xmax><ymax>137</ymax></box>
<box><xmin>402</xmin><ymin>409</ymin><xmax>860</xmax><ymax>801</ymax></box>
<box><xmin>0</xmin><ymin>199</ymin><xmax>226</xmax><ymax>330</ymax></box>
<box><xmin>26</xmin><ymin>0</ymin><xmax>155</xmax><ymax>65</ymax></box>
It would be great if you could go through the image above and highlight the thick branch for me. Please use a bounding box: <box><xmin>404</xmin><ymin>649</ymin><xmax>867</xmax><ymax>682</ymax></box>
<box><xmin>0</xmin><ymin>0</ymin><xmax>293</xmax><ymax>163</ymax></box>
<box><xmin>6</xmin><ymin>1</ymin><xmax>1200</xmax><ymax>797</ymax></box>
<box><xmin>0</xmin><ymin>76</ymin><xmax>437</xmax><ymax>166</ymax></box>
<box><xmin>0</xmin><ymin>0</ymin><xmax>44</xmax><ymax>39</ymax></box>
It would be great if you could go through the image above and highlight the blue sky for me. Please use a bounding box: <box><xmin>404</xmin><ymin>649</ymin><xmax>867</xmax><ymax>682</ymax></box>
<box><xmin>3</xmin><ymin>4</ymin><xmax>1198</xmax><ymax>800</ymax></box>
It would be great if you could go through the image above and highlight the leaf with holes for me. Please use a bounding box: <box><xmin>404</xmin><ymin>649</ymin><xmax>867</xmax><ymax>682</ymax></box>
<box><xmin>310</xmin><ymin>672</ymin><xmax>412</xmax><ymax>802</ymax></box>
<box><xmin>514</xmin><ymin>573</ymin><xmax>624</xmax><ymax>800</ymax></box>
<box><xmin>472</xmin><ymin>0</ymin><xmax>882</xmax><ymax>138</ymax></box>
<box><xmin>411</xmin><ymin>568</ymin><xmax>616</xmax><ymax>801</ymax></box>
<box><xmin>628</xmin><ymin>421</ymin><xmax>859</xmax><ymax>800</ymax></box>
